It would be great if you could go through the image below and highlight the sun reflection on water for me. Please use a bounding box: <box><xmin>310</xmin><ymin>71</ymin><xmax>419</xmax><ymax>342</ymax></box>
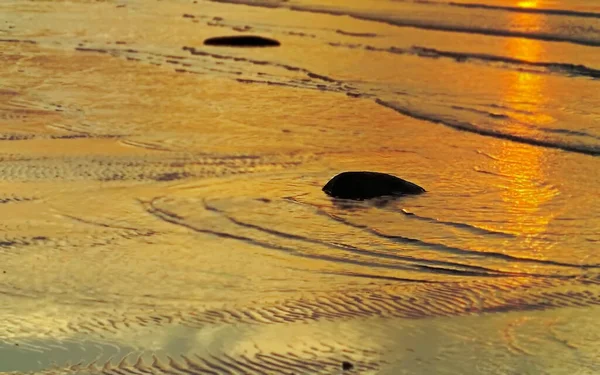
<box><xmin>517</xmin><ymin>1</ymin><xmax>538</xmax><ymax>8</ymax></box>
<box><xmin>494</xmin><ymin>12</ymin><xmax>558</xmax><ymax>245</ymax></box>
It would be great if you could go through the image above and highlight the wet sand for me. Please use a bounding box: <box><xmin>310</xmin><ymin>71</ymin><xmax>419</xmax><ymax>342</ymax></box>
<box><xmin>1</xmin><ymin>0</ymin><xmax>600</xmax><ymax>373</ymax></box>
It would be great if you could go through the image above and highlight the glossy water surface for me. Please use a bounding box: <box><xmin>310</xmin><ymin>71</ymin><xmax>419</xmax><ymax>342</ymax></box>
<box><xmin>0</xmin><ymin>0</ymin><xmax>599</xmax><ymax>373</ymax></box>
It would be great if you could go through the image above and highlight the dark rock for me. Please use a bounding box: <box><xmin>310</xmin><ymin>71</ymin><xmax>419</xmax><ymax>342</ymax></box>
<box><xmin>323</xmin><ymin>171</ymin><xmax>425</xmax><ymax>200</ymax></box>
<box><xmin>342</xmin><ymin>361</ymin><xmax>354</xmax><ymax>371</ymax></box>
<box><xmin>203</xmin><ymin>35</ymin><xmax>280</xmax><ymax>47</ymax></box>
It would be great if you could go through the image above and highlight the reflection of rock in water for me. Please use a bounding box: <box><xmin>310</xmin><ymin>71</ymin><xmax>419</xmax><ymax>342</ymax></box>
<box><xmin>323</xmin><ymin>171</ymin><xmax>425</xmax><ymax>200</ymax></box>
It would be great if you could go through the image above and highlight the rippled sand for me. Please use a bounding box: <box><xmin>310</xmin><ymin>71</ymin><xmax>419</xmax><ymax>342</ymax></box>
<box><xmin>1</xmin><ymin>0</ymin><xmax>600</xmax><ymax>374</ymax></box>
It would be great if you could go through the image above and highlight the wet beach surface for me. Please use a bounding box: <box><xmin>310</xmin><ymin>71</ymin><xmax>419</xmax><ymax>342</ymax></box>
<box><xmin>1</xmin><ymin>0</ymin><xmax>599</xmax><ymax>373</ymax></box>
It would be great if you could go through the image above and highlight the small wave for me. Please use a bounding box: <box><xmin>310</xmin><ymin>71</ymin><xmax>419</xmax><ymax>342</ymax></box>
<box><xmin>285</xmin><ymin>197</ymin><xmax>598</xmax><ymax>273</ymax></box>
<box><xmin>325</xmin><ymin>211</ymin><xmax>598</xmax><ymax>271</ymax></box>
<box><xmin>335</xmin><ymin>29</ymin><xmax>379</xmax><ymax>38</ymax></box>
<box><xmin>410</xmin><ymin>46</ymin><xmax>600</xmax><ymax>79</ymax></box>
<box><xmin>445</xmin><ymin>1</ymin><xmax>600</xmax><ymax>20</ymax></box>
<box><xmin>333</xmin><ymin>43</ymin><xmax>600</xmax><ymax>80</ymax></box>
<box><xmin>451</xmin><ymin>105</ymin><xmax>509</xmax><ymax>119</ymax></box>
<box><xmin>202</xmin><ymin>200</ymin><xmax>522</xmax><ymax>278</ymax></box>
<box><xmin>398</xmin><ymin>208</ymin><xmax>515</xmax><ymax>238</ymax></box>
<box><xmin>376</xmin><ymin>99</ymin><xmax>600</xmax><ymax>156</ymax></box>
<box><xmin>487</xmin><ymin>103</ymin><xmax>534</xmax><ymax>115</ymax></box>
<box><xmin>295</xmin><ymin>6</ymin><xmax>600</xmax><ymax>47</ymax></box>
<box><xmin>147</xmin><ymin>196</ymin><xmax>583</xmax><ymax>279</ymax></box>
<box><xmin>209</xmin><ymin>0</ymin><xmax>600</xmax><ymax>47</ymax></box>
<box><xmin>450</xmin><ymin>106</ymin><xmax>600</xmax><ymax>141</ymax></box>
<box><xmin>540</xmin><ymin>127</ymin><xmax>600</xmax><ymax>140</ymax></box>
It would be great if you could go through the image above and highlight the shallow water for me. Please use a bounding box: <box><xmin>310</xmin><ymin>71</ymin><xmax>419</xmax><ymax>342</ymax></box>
<box><xmin>0</xmin><ymin>0</ymin><xmax>599</xmax><ymax>373</ymax></box>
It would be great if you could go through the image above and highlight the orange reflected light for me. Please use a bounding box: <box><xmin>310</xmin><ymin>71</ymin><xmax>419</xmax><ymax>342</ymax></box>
<box><xmin>517</xmin><ymin>1</ymin><xmax>537</xmax><ymax>8</ymax></box>
<box><xmin>494</xmin><ymin>12</ymin><xmax>557</xmax><ymax>240</ymax></box>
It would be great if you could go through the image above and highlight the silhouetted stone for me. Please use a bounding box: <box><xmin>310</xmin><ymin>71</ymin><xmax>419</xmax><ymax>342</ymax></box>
<box><xmin>323</xmin><ymin>171</ymin><xmax>425</xmax><ymax>200</ymax></box>
<box><xmin>342</xmin><ymin>361</ymin><xmax>354</xmax><ymax>371</ymax></box>
<box><xmin>203</xmin><ymin>35</ymin><xmax>280</xmax><ymax>47</ymax></box>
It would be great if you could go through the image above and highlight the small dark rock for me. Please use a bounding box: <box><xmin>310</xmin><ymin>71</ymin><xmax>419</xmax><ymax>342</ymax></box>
<box><xmin>323</xmin><ymin>171</ymin><xmax>425</xmax><ymax>200</ymax></box>
<box><xmin>203</xmin><ymin>35</ymin><xmax>280</xmax><ymax>47</ymax></box>
<box><xmin>342</xmin><ymin>361</ymin><xmax>354</xmax><ymax>371</ymax></box>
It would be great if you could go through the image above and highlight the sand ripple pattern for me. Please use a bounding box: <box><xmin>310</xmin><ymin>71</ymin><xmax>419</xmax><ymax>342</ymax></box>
<box><xmin>0</xmin><ymin>154</ymin><xmax>312</xmax><ymax>182</ymax></box>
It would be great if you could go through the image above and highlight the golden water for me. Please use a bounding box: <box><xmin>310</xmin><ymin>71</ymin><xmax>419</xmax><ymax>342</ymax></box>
<box><xmin>1</xmin><ymin>0</ymin><xmax>599</xmax><ymax>373</ymax></box>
